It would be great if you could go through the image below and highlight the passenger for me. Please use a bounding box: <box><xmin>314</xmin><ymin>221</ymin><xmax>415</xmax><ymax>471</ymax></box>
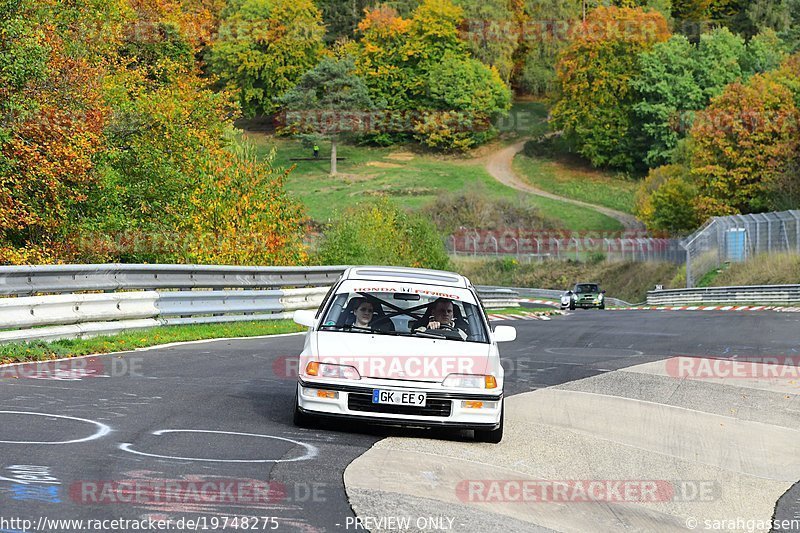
<box><xmin>350</xmin><ymin>297</ymin><xmax>374</xmax><ymax>328</ymax></box>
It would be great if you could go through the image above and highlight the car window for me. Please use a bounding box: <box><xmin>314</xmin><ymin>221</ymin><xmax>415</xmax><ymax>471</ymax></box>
<box><xmin>576</xmin><ymin>284</ymin><xmax>599</xmax><ymax>293</ymax></box>
<box><xmin>317</xmin><ymin>281</ymin><xmax>489</xmax><ymax>343</ymax></box>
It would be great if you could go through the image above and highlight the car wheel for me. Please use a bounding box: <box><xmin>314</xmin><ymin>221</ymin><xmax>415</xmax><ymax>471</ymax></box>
<box><xmin>475</xmin><ymin>402</ymin><xmax>504</xmax><ymax>444</ymax></box>
<box><xmin>293</xmin><ymin>391</ymin><xmax>315</xmax><ymax>428</ymax></box>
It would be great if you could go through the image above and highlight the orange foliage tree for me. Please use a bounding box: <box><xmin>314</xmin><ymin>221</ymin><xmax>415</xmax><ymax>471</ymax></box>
<box><xmin>551</xmin><ymin>6</ymin><xmax>670</xmax><ymax>170</ymax></box>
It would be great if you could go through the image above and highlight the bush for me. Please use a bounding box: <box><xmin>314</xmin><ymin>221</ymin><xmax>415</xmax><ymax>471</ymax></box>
<box><xmin>422</xmin><ymin>186</ymin><xmax>555</xmax><ymax>235</ymax></box>
<box><xmin>317</xmin><ymin>198</ymin><xmax>451</xmax><ymax>270</ymax></box>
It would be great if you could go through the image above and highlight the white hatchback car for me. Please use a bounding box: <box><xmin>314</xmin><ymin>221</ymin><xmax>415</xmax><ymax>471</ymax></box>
<box><xmin>292</xmin><ymin>266</ymin><xmax>516</xmax><ymax>443</ymax></box>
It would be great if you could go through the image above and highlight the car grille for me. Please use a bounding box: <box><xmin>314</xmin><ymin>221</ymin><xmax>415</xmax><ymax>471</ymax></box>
<box><xmin>347</xmin><ymin>393</ymin><xmax>452</xmax><ymax>417</ymax></box>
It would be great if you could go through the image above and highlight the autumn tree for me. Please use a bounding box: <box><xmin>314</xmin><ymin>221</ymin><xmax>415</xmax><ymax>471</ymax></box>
<box><xmin>550</xmin><ymin>6</ymin><xmax>670</xmax><ymax>170</ymax></box>
<box><xmin>0</xmin><ymin>0</ymin><xmax>126</xmax><ymax>263</ymax></box>
<box><xmin>632</xmin><ymin>27</ymin><xmax>779</xmax><ymax>168</ymax></box>
<box><xmin>207</xmin><ymin>0</ymin><xmax>325</xmax><ymax>117</ymax></box>
<box><xmin>180</xmin><ymin>139</ymin><xmax>308</xmax><ymax>266</ymax></box>
<box><xmin>634</xmin><ymin>164</ymin><xmax>701</xmax><ymax>232</ymax></box>
<box><xmin>354</xmin><ymin>5</ymin><xmax>415</xmax><ymax>111</ymax></box>
<box><xmin>688</xmin><ymin>67</ymin><xmax>799</xmax><ymax>217</ymax></box>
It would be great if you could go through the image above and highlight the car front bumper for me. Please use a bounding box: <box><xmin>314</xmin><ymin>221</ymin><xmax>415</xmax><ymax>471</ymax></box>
<box><xmin>296</xmin><ymin>378</ymin><xmax>503</xmax><ymax>430</ymax></box>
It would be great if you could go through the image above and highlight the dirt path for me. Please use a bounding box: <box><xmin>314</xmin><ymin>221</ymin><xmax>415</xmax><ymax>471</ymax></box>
<box><xmin>486</xmin><ymin>140</ymin><xmax>645</xmax><ymax>230</ymax></box>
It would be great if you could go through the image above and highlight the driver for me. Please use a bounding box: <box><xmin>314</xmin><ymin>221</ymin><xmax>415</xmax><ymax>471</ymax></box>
<box><xmin>422</xmin><ymin>298</ymin><xmax>469</xmax><ymax>339</ymax></box>
<box><xmin>427</xmin><ymin>298</ymin><xmax>456</xmax><ymax>330</ymax></box>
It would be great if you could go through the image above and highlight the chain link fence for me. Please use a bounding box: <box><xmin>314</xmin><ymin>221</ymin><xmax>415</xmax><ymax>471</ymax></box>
<box><xmin>682</xmin><ymin>210</ymin><xmax>800</xmax><ymax>288</ymax></box>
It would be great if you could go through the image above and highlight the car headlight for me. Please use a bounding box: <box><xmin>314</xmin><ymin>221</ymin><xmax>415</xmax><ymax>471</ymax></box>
<box><xmin>442</xmin><ymin>373</ymin><xmax>498</xmax><ymax>389</ymax></box>
<box><xmin>305</xmin><ymin>362</ymin><xmax>361</xmax><ymax>380</ymax></box>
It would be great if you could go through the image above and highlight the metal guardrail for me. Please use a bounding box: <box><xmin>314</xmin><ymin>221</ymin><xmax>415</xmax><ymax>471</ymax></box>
<box><xmin>0</xmin><ymin>287</ymin><xmax>330</xmax><ymax>344</ymax></box>
<box><xmin>647</xmin><ymin>285</ymin><xmax>800</xmax><ymax>305</ymax></box>
<box><xmin>0</xmin><ymin>265</ymin><xmax>544</xmax><ymax>344</ymax></box>
<box><xmin>478</xmin><ymin>285</ymin><xmax>632</xmax><ymax>308</ymax></box>
<box><xmin>476</xmin><ymin>288</ymin><xmax>520</xmax><ymax>309</ymax></box>
<box><xmin>0</xmin><ymin>264</ymin><xmax>348</xmax><ymax>296</ymax></box>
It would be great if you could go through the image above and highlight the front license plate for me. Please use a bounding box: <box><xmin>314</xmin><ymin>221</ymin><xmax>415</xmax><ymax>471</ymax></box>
<box><xmin>372</xmin><ymin>389</ymin><xmax>427</xmax><ymax>407</ymax></box>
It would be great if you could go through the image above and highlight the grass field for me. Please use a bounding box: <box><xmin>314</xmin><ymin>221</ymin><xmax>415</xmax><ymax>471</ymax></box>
<box><xmin>0</xmin><ymin>320</ymin><xmax>303</xmax><ymax>365</ymax></box>
<box><xmin>513</xmin><ymin>153</ymin><xmax>638</xmax><ymax>214</ymax></box>
<box><xmin>246</xmin><ymin>134</ymin><xmax>623</xmax><ymax>231</ymax></box>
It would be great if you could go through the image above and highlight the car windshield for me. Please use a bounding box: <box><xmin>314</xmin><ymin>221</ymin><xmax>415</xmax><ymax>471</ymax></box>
<box><xmin>318</xmin><ymin>281</ymin><xmax>489</xmax><ymax>343</ymax></box>
<box><xmin>576</xmin><ymin>284</ymin><xmax>599</xmax><ymax>293</ymax></box>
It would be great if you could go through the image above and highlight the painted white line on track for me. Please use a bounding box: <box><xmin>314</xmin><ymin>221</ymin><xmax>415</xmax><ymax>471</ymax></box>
<box><xmin>119</xmin><ymin>429</ymin><xmax>318</xmax><ymax>463</ymax></box>
<box><xmin>0</xmin><ymin>411</ymin><xmax>112</xmax><ymax>445</ymax></box>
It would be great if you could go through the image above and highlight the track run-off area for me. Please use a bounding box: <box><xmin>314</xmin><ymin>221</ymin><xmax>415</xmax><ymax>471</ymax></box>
<box><xmin>1</xmin><ymin>309</ymin><xmax>799</xmax><ymax>533</ymax></box>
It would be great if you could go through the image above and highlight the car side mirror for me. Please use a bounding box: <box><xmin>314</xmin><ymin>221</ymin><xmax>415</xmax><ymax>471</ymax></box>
<box><xmin>493</xmin><ymin>325</ymin><xmax>516</xmax><ymax>343</ymax></box>
<box><xmin>293</xmin><ymin>309</ymin><xmax>316</xmax><ymax>328</ymax></box>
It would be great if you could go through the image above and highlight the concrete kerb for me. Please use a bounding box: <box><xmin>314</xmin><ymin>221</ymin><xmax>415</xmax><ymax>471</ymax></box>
<box><xmin>344</xmin><ymin>357</ymin><xmax>800</xmax><ymax>532</ymax></box>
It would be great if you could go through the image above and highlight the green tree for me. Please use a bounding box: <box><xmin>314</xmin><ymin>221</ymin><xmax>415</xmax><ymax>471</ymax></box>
<box><xmin>695</xmin><ymin>27</ymin><xmax>746</xmax><ymax>100</ymax></box>
<box><xmin>416</xmin><ymin>52</ymin><xmax>511</xmax><ymax>151</ymax></box>
<box><xmin>317</xmin><ymin>198</ymin><xmax>450</xmax><ymax>270</ymax></box>
<box><xmin>551</xmin><ymin>6</ymin><xmax>670</xmax><ymax>170</ymax></box>
<box><xmin>633</xmin><ymin>35</ymin><xmax>704</xmax><ymax>167</ymax></box>
<box><xmin>207</xmin><ymin>0</ymin><xmax>325</xmax><ymax>117</ymax></box>
<box><xmin>277</xmin><ymin>56</ymin><xmax>375</xmax><ymax>175</ymax></box>
<box><xmin>515</xmin><ymin>0</ymin><xmax>582</xmax><ymax>96</ymax></box>
<box><xmin>352</xmin><ymin>0</ymin><xmax>511</xmax><ymax>150</ymax></box>
<box><xmin>454</xmin><ymin>0</ymin><xmax>518</xmax><ymax>82</ymax></box>
<box><xmin>741</xmin><ymin>28</ymin><xmax>788</xmax><ymax>76</ymax></box>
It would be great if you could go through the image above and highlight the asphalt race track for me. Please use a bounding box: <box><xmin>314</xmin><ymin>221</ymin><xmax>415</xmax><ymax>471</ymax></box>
<box><xmin>1</xmin><ymin>310</ymin><xmax>799</xmax><ymax>533</ymax></box>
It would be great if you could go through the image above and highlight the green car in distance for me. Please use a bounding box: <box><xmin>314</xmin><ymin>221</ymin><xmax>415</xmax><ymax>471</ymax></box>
<box><xmin>560</xmin><ymin>283</ymin><xmax>606</xmax><ymax>310</ymax></box>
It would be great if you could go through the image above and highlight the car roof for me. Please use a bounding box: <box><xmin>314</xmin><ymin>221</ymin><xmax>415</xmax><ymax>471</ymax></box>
<box><xmin>343</xmin><ymin>266</ymin><xmax>470</xmax><ymax>288</ymax></box>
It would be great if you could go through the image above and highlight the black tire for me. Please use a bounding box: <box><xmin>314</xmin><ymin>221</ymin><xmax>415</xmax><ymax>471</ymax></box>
<box><xmin>293</xmin><ymin>391</ymin><xmax>315</xmax><ymax>428</ymax></box>
<box><xmin>475</xmin><ymin>403</ymin><xmax>504</xmax><ymax>443</ymax></box>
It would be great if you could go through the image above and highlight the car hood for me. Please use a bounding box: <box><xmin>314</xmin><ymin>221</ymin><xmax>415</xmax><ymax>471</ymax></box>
<box><xmin>313</xmin><ymin>331</ymin><xmax>491</xmax><ymax>381</ymax></box>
